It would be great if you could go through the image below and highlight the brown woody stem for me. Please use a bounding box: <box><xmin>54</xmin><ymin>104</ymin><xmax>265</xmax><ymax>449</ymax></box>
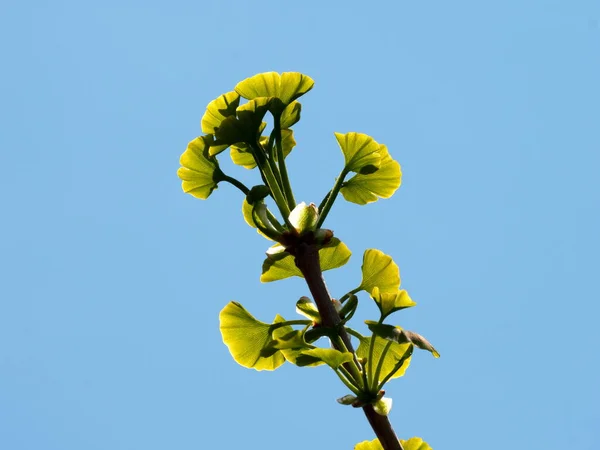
<box><xmin>293</xmin><ymin>241</ymin><xmax>403</xmax><ymax>450</ymax></box>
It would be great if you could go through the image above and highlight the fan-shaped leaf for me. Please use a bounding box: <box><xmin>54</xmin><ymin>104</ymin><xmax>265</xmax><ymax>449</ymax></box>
<box><xmin>359</xmin><ymin>249</ymin><xmax>400</xmax><ymax>294</ymax></box>
<box><xmin>295</xmin><ymin>348</ymin><xmax>353</xmax><ymax>369</ymax></box>
<box><xmin>177</xmin><ymin>136</ymin><xmax>220</xmax><ymax>200</ymax></box>
<box><xmin>354</xmin><ymin>437</ymin><xmax>432</xmax><ymax>450</ymax></box>
<box><xmin>335</xmin><ymin>132</ymin><xmax>383</xmax><ymax>173</ymax></box>
<box><xmin>260</xmin><ymin>238</ymin><xmax>351</xmax><ymax>282</ymax></box>
<box><xmin>280</xmin><ymin>101</ymin><xmax>302</xmax><ymax>128</ymax></box>
<box><xmin>341</xmin><ymin>148</ymin><xmax>401</xmax><ymax>205</ymax></box>
<box><xmin>212</xmin><ymin>98</ymin><xmax>271</xmax><ymax>153</ymax></box>
<box><xmin>371</xmin><ymin>287</ymin><xmax>416</xmax><ymax>320</ymax></box>
<box><xmin>219</xmin><ymin>302</ymin><xmax>286</xmax><ymax>370</ymax></box>
<box><xmin>235</xmin><ymin>72</ymin><xmax>314</xmax><ymax>106</ymax></box>
<box><xmin>356</xmin><ymin>334</ymin><xmax>412</xmax><ymax>383</ymax></box>
<box><xmin>200</xmin><ymin>91</ymin><xmax>240</xmax><ymax>155</ymax></box>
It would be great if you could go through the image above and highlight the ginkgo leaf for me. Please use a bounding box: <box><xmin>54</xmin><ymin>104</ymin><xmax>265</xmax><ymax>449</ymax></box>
<box><xmin>341</xmin><ymin>147</ymin><xmax>401</xmax><ymax>205</ymax></box>
<box><xmin>201</xmin><ymin>91</ymin><xmax>240</xmax><ymax>134</ymax></box>
<box><xmin>260</xmin><ymin>238</ymin><xmax>351</xmax><ymax>282</ymax></box>
<box><xmin>280</xmin><ymin>101</ymin><xmax>302</xmax><ymax>128</ymax></box>
<box><xmin>219</xmin><ymin>302</ymin><xmax>286</xmax><ymax>371</ymax></box>
<box><xmin>371</xmin><ymin>287</ymin><xmax>416</xmax><ymax>320</ymax></box>
<box><xmin>296</xmin><ymin>297</ymin><xmax>321</xmax><ymax>323</ymax></box>
<box><xmin>335</xmin><ymin>132</ymin><xmax>383</xmax><ymax>173</ymax></box>
<box><xmin>212</xmin><ymin>98</ymin><xmax>271</xmax><ymax>152</ymax></box>
<box><xmin>355</xmin><ymin>333</ymin><xmax>412</xmax><ymax>383</ymax></box>
<box><xmin>295</xmin><ymin>348</ymin><xmax>353</xmax><ymax>369</ymax></box>
<box><xmin>359</xmin><ymin>249</ymin><xmax>400</xmax><ymax>294</ymax></box>
<box><xmin>366</xmin><ymin>321</ymin><xmax>440</xmax><ymax>358</ymax></box>
<box><xmin>177</xmin><ymin>136</ymin><xmax>221</xmax><ymax>200</ymax></box>
<box><xmin>354</xmin><ymin>437</ymin><xmax>432</xmax><ymax>450</ymax></box>
<box><xmin>200</xmin><ymin>91</ymin><xmax>240</xmax><ymax>155</ymax></box>
<box><xmin>235</xmin><ymin>72</ymin><xmax>314</xmax><ymax>106</ymax></box>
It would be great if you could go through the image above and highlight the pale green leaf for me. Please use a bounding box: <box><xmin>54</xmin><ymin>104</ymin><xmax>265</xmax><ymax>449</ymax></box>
<box><xmin>356</xmin><ymin>334</ymin><xmax>412</xmax><ymax>383</ymax></box>
<box><xmin>371</xmin><ymin>287</ymin><xmax>416</xmax><ymax>320</ymax></box>
<box><xmin>280</xmin><ymin>101</ymin><xmax>302</xmax><ymax>128</ymax></box>
<box><xmin>341</xmin><ymin>148</ymin><xmax>402</xmax><ymax>205</ymax></box>
<box><xmin>260</xmin><ymin>238</ymin><xmax>351</xmax><ymax>282</ymax></box>
<box><xmin>335</xmin><ymin>132</ymin><xmax>383</xmax><ymax>173</ymax></box>
<box><xmin>296</xmin><ymin>297</ymin><xmax>321</xmax><ymax>323</ymax></box>
<box><xmin>201</xmin><ymin>91</ymin><xmax>240</xmax><ymax>134</ymax></box>
<box><xmin>219</xmin><ymin>302</ymin><xmax>285</xmax><ymax>370</ymax></box>
<box><xmin>177</xmin><ymin>136</ymin><xmax>220</xmax><ymax>200</ymax></box>
<box><xmin>295</xmin><ymin>348</ymin><xmax>353</xmax><ymax>369</ymax></box>
<box><xmin>359</xmin><ymin>249</ymin><xmax>400</xmax><ymax>295</ymax></box>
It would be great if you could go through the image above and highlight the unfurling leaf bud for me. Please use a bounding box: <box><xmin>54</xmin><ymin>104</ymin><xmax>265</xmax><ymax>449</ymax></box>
<box><xmin>288</xmin><ymin>202</ymin><xmax>319</xmax><ymax>233</ymax></box>
<box><xmin>337</xmin><ymin>394</ymin><xmax>358</xmax><ymax>405</ymax></box>
<box><xmin>246</xmin><ymin>185</ymin><xmax>270</xmax><ymax>204</ymax></box>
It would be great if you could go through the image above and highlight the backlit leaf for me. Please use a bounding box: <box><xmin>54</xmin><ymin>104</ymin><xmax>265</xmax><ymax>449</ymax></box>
<box><xmin>354</xmin><ymin>437</ymin><xmax>432</xmax><ymax>450</ymax></box>
<box><xmin>260</xmin><ymin>238</ymin><xmax>351</xmax><ymax>282</ymax></box>
<box><xmin>335</xmin><ymin>132</ymin><xmax>382</xmax><ymax>173</ymax></box>
<box><xmin>356</xmin><ymin>333</ymin><xmax>412</xmax><ymax>383</ymax></box>
<box><xmin>280</xmin><ymin>101</ymin><xmax>302</xmax><ymax>128</ymax></box>
<box><xmin>341</xmin><ymin>147</ymin><xmax>401</xmax><ymax>205</ymax></box>
<box><xmin>296</xmin><ymin>297</ymin><xmax>321</xmax><ymax>323</ymax></box>
<box><xmin>235</xmin><ymin>72</ymin><xmax>314</xmax><ymax>106</ymax></box>
<box><xmin>371</xmin><ymin>287</ymin><xmax>416</xmax><ymax>320</ymax></box>
<box><xmin>295</xmin><ymin>348</ymin><xmax>353</xmax><ymax>369</ymax></box>
<box><xmin>200</xmin><ymin>91</ymin><xmax>240</xmax><ymax>155</ymax></box>
<box><xmin>359</xmin><ymin>249</ymin><xmax>400</xmax><ymax>295</ymax></box>
<box><xmin>219</xmin><ymin>302</ymin><xmax>286</xmax><ymax>370</ymax></box>
<box><xmin>177</xmin><ymin>136</ymin><xmax>220</xmax><ymax>200</ymax></box>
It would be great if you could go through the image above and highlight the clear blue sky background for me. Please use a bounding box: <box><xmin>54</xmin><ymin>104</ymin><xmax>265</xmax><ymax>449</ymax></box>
<box><xmin>1</xmin><ymin>1</ymin><xmax>599</xmax><ymax>449</ymax></box>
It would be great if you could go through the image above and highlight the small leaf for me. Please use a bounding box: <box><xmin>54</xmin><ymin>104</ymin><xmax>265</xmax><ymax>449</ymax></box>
<box><xmin>260</xmin><ymin>238</ymin><xmax>351</xmax><ymax>283</ymax></box>
<box><xmin>366</xmin><ymin>322</ymin><xmax>440</xmax><ymax>358</ymax></box>
<box><xmin>280</xmin><ymin>101</ymin><xmax>302</xmax><ymax>128</ymax></box>
<box><xmin>177</xmin><ymin>136</ymin><xmax>220</xmax><ymax>200</ymax></box>
<box><xmin>359</xmin><ymin>249</ymin><xmax>400</xmax><ymax>295</ymax></box>
<box><xmin>296</xmin><ymin>297</ymin><xmax>321</xmax><ymax>323</ymax></box>
<box><xmin>335</xmin><ymin>132</ymin><xmax>382</xmax><ymax>173</ymax></box>
<box><xmin>341</xmin><ymin>147</ymin><xmax>402</xmax><ymax>205</ymax></box>
<box><xmin>373</xmin><ymin>397</ymin><xmax>393</xmax><ymax>416</ymax></box>
<box><xmin>371</xmin><ymin>287</ymin><xmax>416</xmax><ymax>320</ymax></box>
<box><xmin>295</xmin><ymin>348</ymin><xmax>353</xmax><ymax>369</ymax></box>
<box><xmin>235</xmin><ymin>72</ymin><xmax>315</xmax><ymax>106</ymax></box>
<box><xmin>401</xmin><ymin>437</ymin><xmax>433</xmax><ymax>450</ymax></box>
<box><xmin>201</xmin><ymin>91</ymin><xmax>240</xmax><ymax>155</ymax></box>
<box><xmin>212</xmin><ymin>98</ymin><xmax>271</xmax><ymax>152</ymax></box>
<box><xmin>219</xmin><ymin>302</ymin><xmax>285</xmax><ymax>370</ymax></box>
<box><xmin>354</xmin><ymin>438</ymin><xmax>432</xmax><ymax>450</ymax></box>
<box><xmin>356</xmin><ymin>334</ymin><xmax>412</xmax><ymax>383</ymax></box>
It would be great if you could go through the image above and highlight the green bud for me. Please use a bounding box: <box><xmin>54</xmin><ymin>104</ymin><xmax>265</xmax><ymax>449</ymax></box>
<box><xmin>246</xmin><ymin>185</ymin><xmax>270</xmax><ymax>204</ymax></box>
<box><xmin>288</xmin><ymin>202</ymin><xmax>319</xmax><ymax>234</ymax></box>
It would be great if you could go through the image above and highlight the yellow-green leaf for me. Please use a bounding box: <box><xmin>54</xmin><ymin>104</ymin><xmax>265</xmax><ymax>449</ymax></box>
<box><xmin>219</xmin><ymin>302</ymin><xmax>285</xmax><ymax>371</ymax></box>
<box><xmin>201</xmin><ymin>91</ymin><xmax>240</xmax><ymax>134</ymax></box>
<box><xmin>177</xmin><ymin>136</ymin><xmax>220</xmax><ymax>200</ymax></box>
<box><xmin>235</xmin><ymin>72</ymin><xmax>314</xmax><ymax>105</ymax></box>
<box><xmin>355</xmin><ymin>437</ymin><xmax>432</xmax><ymax>450</ymax></box>
<box><xmin>356</xmin><ymin>334</ymin><xmax>412</xmax><ymax>383</ymax></box>
<box><xmin>260</xmin><ymin>238</ymin><xmax>351</xmax><ymax>282</ymax></box>
<box><xmin>372</xmin><ymin>287</ymin><xmax>416</xmax><ymax>320</ymax></box>
<box><xmin>359</xmin><ymin>249</ymin><xmax>401</xmax><ymax>295</ymax></box>
<box><xmin>296</xmin><ymin>297</ymin><xmax>321</xmax><ymax>323</ymax></box>
<box><xmin>295</xmin><ymin>348</ymin><xmax>353</xmax><ymax>369</ymax></box>
<box><xmin>335</xmin><ymin>132</ymin><xmax>383</xmax><ymax>173</ymax></box>
<box><xmin>280</xmin><ymin>101</ymin><xmax>302</xmax><ymax>128</ymax></box>
<box><xmin>200</xmin><ymin>91</ymin><xmax>240</xmax><ymax>155</ymax></box>
<box><xmin>212</xmin><ymin>98</ymin><xmax>271</xmax><ymax>153</ymax></box>
<box><xmin>341</xmin><ymin>147</ymin><xmax>402</xmax><ymax>205</ymax></box>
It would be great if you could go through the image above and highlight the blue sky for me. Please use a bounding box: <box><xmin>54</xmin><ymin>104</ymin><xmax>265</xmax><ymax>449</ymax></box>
<box><xmin>1</xmin><ymin>0</ymin><xmax>599</xmax><ymax>449</ymax></box>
